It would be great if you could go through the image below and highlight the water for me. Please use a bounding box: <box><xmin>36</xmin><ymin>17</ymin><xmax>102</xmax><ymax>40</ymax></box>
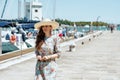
<box><xmin>117</xmin><ymin>26</ymin><xmax>120</xmax><ymax>30</ymax></box>
<box><xmin>76</xmin><ymin>26</ymin><xmax>120</xmax><ymax>33</ymax></box>
<box><xmin>76</xmin><ymin>26</ymin><xmax>108</xmax><ymax>33</ymax></box>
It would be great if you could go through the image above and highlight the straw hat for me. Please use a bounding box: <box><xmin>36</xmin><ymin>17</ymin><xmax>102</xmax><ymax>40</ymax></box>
<box><xmin>34</xmin><ymin>18</ymin><xmax>59</xmax><ymax>30</ymax></box>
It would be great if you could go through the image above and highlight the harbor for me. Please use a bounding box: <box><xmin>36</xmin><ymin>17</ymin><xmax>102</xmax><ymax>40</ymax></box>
<box><xmin>0</xmin><ymin>0</ymin><xmax>120</xmax><ymax>80</ymax></box>
<box><xmin>0</xmin><ymin>31</ymin><xmax>120</xmax><ymax>80</ymax></box>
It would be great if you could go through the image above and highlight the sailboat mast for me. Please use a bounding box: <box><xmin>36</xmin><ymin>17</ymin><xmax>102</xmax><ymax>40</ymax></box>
<box><xmin>24</xmin><ymin>0</ymin><xmax>26</xmax><ymax>19</ymax></box>
<box><xmin>1</xmin><ymin>0</ymin><xmax>8</xmax><ymax>18</ymax></box>
<box><xmin>53</xmin><ymin>0</ymin><xmax>56</xmax><ymax>21</ymax></box>
<box><xmin>18</xmin><ymin>0</ymin><xmax>21</xmax><ymax>19</ymax></box>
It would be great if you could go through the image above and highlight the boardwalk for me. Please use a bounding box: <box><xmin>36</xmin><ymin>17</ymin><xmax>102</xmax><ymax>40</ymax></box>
<box><xmin>0</xmin><ymin>31</ymin><xmax>120</xmax><ymax>80</ymax></box>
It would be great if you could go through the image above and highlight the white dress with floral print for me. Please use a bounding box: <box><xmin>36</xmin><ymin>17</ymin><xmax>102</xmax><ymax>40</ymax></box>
<box><xmin>35</xmin><ymin>36</ymin><xmax>61</xmax><ymax>80</ymax></box>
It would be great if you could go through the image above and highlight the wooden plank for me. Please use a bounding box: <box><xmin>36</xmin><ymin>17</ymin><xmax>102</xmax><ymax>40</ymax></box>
<box><xmin>0</xmin><ymin>47</ymin><xmax>34</xmax><ymax>61</ymax></box>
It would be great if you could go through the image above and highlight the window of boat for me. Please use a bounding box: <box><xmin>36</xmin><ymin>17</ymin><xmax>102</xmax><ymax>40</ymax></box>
<box><xmin>35</xmin><ymin>9</ymin><xmax>38</xmax><ymax>12</ymax></box>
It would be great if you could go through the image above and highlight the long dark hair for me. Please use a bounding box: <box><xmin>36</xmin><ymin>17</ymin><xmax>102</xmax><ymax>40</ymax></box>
<box><xmin>35</xmin><ymin>26</ymin><xmax>45</xmax><ymax>50</ymax></box>
<box><xmin>35</xmin><ymin>25</ymin><xmax>53</xmax><ymax>50</ymax></box>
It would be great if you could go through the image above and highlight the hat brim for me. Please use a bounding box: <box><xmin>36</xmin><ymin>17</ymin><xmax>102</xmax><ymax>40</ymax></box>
<box><xmin>34</xmin><ymin>21</ymin><xmax>59</xmax><ymax>30</ymax></box>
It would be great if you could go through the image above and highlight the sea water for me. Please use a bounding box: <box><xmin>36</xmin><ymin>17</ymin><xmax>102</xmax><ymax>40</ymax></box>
<box><xmin>76</xmin><ymin>26</ymin><xmax>120</xmax><ymax>33</ymax></box>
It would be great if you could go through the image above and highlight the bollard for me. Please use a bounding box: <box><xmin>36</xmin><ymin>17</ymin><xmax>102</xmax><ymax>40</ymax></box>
<box><xmin>93</xmin><ymin>35</ymin><xmax>96</xmax><ymax>38</ymax></box>
<box><xmin>81</xmin><ymin>42</ymin><xmax>84</xmax><ymax>45</ymax></box>
<box><xmin>69</xmin><ymin>41</ymin><xmax>76</xmax><ymax>52</ymax></box>
<box><xmin>89</xmin><ymin>38</ymin><xmax>91</xmax><ymax>41</ymax></box>
<box><xmin>69</xmin><ymin>45</ymin><xmax>76</xmax><ymax>52</ymax></box>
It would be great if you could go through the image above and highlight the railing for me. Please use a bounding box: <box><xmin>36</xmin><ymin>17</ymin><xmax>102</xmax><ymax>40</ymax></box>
<box><xmin>0</xmin><ymin>31</ymin><xmax>103</xmax><ymax>61</ymax></box>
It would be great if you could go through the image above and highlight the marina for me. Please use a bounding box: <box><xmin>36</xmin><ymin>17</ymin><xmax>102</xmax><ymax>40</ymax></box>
<box><xmin>0</xmin><ymin>0</ymin><xmax>120</xmax><ymax>80</ymax></box>
<box><xmin>0</xmin><ymin>31</ymin><xmax>120</xmax><ymax>80</ymax></box>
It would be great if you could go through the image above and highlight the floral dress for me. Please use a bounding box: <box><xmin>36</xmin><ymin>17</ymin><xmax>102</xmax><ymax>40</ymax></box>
<box><xmin>35</xmin><ymin>36</ymin><xmax>61</xmax><ymax>80</ymax></box>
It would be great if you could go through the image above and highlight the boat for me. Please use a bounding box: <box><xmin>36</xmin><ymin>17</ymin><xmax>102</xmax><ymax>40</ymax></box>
<box><xmin>0</xmin><ymin>0</ymin><xmax>42</xmax><ymax>54</ymax></box>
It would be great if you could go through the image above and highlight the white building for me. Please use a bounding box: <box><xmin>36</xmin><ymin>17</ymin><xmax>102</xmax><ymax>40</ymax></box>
<box><xmin>24</xmin><ymin>1</ymin><xmax>42</xmax><ymax>21</ymax></box>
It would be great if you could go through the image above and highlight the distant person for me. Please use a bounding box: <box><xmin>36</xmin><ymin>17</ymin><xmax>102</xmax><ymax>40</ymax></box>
<box><xmin>34</xmin><ymin>18</ymin><xmax>61</xmax><ymax>80</ymax></box>
<box><xmin>58</xmin><ymin>33</ymin><xmax>63</xmax><ymax>38</ymax></box>
<box><xmin>21</xmin><ymin>32</ymin><xmax>26</xmax><ymax>42</ymax></box>
<box><xmin>10</xmin><ymin>32</ymin><xmax>16</xmax><ymax>44</ymax></box>
<box><xmin>27</xmin><ymin>32</ymin><xmax>32</xmax><ymax>38</ymax></box>
<box><xmin>58</xmin><ymin>28</ymin><xmax>64</xmax><ymax>42</ymax></box>
<box><xmin>5</xmin><ymin>33</ymin><xmax>10</xmax><ymax>40</ymax></box>
<box><xmin>108</xmin><ymin>24</ymin><xmax>115</xmax><ymax>33</ymax></box>
<box><xmin>110</xmin><ymin>26</ymin><xmax>114</xmax><ymax>33</ymax></box>
<box><xmin>74</xmin><ymin>32</ymin><xmax>78</xmax><ymax>39</ymax></box>
<box><xmin>62</xmin><ymin>28</ymin><xmax>66</xmax><ymax>37</ymax></box>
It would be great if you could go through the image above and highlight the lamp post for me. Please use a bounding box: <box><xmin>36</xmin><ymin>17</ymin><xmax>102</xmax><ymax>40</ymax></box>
<box><xmin>89</xmin><ymin>21</ymin><xmax>93</xmax><ymax>32</ymax></box>
<box><xmin>96</xmin><ymin>16</ymin><xmax>101</xmax><ymax>30</ymax></box>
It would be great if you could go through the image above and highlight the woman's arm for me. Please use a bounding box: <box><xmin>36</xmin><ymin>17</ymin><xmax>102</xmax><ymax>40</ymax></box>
<box><xmin>35</xmin><ymin>50</ymin><xmax>44</xmax><ymax>61</ymax></box>
<box><xmin>42</xmin><ymin>53</ymin><xmax>60</xmax><ymax>60</ymax></box>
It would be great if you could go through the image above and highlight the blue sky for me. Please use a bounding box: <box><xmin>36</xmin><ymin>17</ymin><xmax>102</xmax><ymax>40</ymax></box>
<box><xmin>0</xmin><ymin>0</ymin><xmax>120</xmax><ymax>24</ymax></box>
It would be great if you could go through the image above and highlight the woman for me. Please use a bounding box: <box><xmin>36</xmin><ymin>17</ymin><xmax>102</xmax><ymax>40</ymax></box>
<box><xmin>34</xmin><ymin>19</ymin><xmax>61</xmax><ymax>80</ymax></box>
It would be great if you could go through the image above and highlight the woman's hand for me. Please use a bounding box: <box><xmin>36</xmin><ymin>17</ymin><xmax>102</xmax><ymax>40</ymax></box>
<box><xmin>42</xmin><ymin>55</ymin><xmax>51</xmax><ymax>61</ymax></box>
<box><xmin>37</xmin><ymin>55</ymin><xmax>43</xmax><ymax>61</ymax></box>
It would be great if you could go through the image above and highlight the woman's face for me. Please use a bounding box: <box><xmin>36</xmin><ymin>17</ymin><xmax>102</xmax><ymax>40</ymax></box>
<box><xmin>42</xmin><ymin>25</ymin><xmax>52</xmax><ymax>33</ymax></box>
